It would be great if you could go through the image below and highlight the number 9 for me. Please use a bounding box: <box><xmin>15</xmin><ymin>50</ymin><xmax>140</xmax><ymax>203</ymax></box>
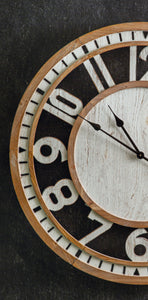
<box><xmin>33</xmin><ymin>137</ymin><xmax>67</xmax><ymax>164</ymax></box>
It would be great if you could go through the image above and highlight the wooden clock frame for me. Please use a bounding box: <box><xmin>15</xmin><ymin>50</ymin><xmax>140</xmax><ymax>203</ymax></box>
<box><xmin>10</xmin><ymin>23</ymin><xmax>148</xmax><ymax>284</ymax></box>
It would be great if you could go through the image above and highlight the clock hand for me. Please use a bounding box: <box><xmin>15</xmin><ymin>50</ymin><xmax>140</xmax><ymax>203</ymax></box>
<box><xmin>78</xmin><ymin>115</ymin><xmax>148</xmax><ymax>161</ymax></box>
<box><xmin>78</xmin><ymin>115</ymin><xmax>137</xmax><ymax>153</ymax></box>
<box><xmin>108</xmin><ymin>105</ymin><xmax>140</xmax><ymax>153</ymax></box>
<box><xmin>48</xmin><ymin>101</ymin><xmax>148</xmax><ymax>161</ymax></box>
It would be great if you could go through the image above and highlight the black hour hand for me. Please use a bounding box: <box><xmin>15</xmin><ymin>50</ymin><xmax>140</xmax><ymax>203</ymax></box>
<box><xmin>108</xmin><ymin>105</ymin><xmax>124</xmax><ymax>127</ymax></box>
<box><xmin>108</xmin><ymin>105</ymin><xmax>140</xmax><ymax>153</ymax></box>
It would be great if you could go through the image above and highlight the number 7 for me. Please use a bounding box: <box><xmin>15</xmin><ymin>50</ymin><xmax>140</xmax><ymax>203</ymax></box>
<box><xmin>79</xmin><ymin>210</ymin><xmax>113</xmax><ymax>245</ymax></box>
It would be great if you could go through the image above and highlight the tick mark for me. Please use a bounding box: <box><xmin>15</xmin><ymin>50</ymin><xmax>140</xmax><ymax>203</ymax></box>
<box><xmin>40</xmin><ymin>217</ymin><xmax>47</xmax><ymax>223</ymax></box>
<box><xmin>94</xmin><ymin>40</ymin><xmax>99</xmax><ymax>48</ymax></box>
<box><xmin>44</xmin><ymin>78</ymin><xmax>51</xmax><ymax>85</ymax></box>
<box><xmin>75</xmin><ymin>249</ymin><xmax>82</xmax><ymax>258</ymax></box>
<box><xmin>62</xmin><ymin>59</ymin><xmax>68</xmax><ymax>67</ymax></box>
<box><xmin>47</xmin><ymin>226</ymin><xmax>54</xmax><ymax>233</ymax></box>
<box><xmin>132</xmin><ymin>31</ymin><xmax>135</xmax><ymax>40</ymax></box>
<box><xmin>52</xmin><ymin>68</ymin><xmax>59</xmax><ymax>76</ymax></box>
<box><xmin>19</xmin><ymin>147</ymin><xmax>26</xmax><ymax>153</ymax></box>
<box><xmin>119</xmin><ymin>33</ymin><xmax>123</xmax><ymax>42</ymax></box>
<box><xmin>22</xmin><ymin>124</ymin><xmax>30</xmax><ymax>128</ymax></box>
<box><xmin>26</xmin><ymin>111</ymin><xmax>34</xmax><ymax>116</ymax></box>
<box><xmin>36</xmin><ymin>88</ymin><xmax>45</xmax><ymax>95</ymax></box>
<box><xmin>134</xmin><ymin>268</ymin><xmax>140</xmax><ymax>276</ymax></box>
<box><xmin>20</xmin><ymin>136</ymin><xmax>28</xmax><ymax>140</ymax></box>
<box><xmin>33</xmin><ymin>206</ymin><xmax>41</xmax><ymax>213</ymax></box>
<box><xmin>24</xmin><ymin>184</ymin><xmax>32</xmax><ymax>189</ymax></box>
<box><xmin>56</xmin><ymin>235</ymin><xmax>63</xmax><ymax>242</ymax></box>
<box><xmin>31</xmin><ymin>100</ymin><xmax>38</xmax><ymax>105</ymax></box>
<box><xmin>72</xmin><ymin>52</ymin><xmax>77</xmax><ymax>60</ymax></box>
<box><xmin>143</xmin><ymin>31</ymin><xmax>148</xmax><ymax>39</ymax></box>
<box><xmin>66</xmin><ymin>243</ymin><xmax>71</xmax><ymax>250</ymax></box>
<box><xmin>28</xmin><ymin>196</ymin><xmax>36</xmax><ymax>201</ymax></box>
<box><xmin>111</xmin><ymin>264</ymin><xmax>114</xmax><ymax>272</ymax></box>
<box><xmin>106</xmin><ymin>36</ymin><xmax>111</xmax><ymax>44</ymax></box>
<box><xmin>87</xmin><ymin>256</ymin><xmax>92</xmax><ymax>264</ymax></box>
<box><xmin>21</xmin><ymin>173</ymin><xmax>29</xmax><ymax>177</ymax></box>
<box><xmin>82</xmin><ymin>45</ymin><xmax>89</xmax><ymax>54</ymax></box>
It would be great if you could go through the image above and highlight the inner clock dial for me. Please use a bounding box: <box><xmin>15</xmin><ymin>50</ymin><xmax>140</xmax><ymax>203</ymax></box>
<box><xmin>68</xmin><ymin>82</ymin><xmax>148</xmax><ymax>227</ymax></box>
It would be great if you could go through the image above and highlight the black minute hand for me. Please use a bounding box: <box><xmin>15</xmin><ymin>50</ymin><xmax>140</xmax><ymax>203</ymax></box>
<box><xmin>78</xmin><ymin>115</ymin><xmax>148</xmax><ymax>161</ymax></box>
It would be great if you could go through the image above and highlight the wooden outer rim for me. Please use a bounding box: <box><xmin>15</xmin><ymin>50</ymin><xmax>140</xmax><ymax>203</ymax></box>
<box><xmin>78</xmin><ymin>22</ymin><xmax>148</xmax><ymax>44</ymax></box>
<box><xmin>68</xmin><ymin>81</ymin><xmax>148</xmax><ymax>228</ymax></box>
<box><xmin>9</xmin><ymin>23</ymin><xmax>148</xmax><ymax>283</ymax></box>
<box><xmin>73</xmin><ymin>260</ymin><xmax>148</xmax><ymax>285</ymax></box>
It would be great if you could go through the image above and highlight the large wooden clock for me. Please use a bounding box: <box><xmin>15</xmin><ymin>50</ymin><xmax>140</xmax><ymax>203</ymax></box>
<box><xmin>10</xmin><ymin>23</ymin><xmax>148</xmax><ymax>284</ymax></box>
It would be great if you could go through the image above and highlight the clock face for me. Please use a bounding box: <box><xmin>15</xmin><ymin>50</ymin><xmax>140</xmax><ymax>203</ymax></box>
<box><xmin>68</xmin><ymin>82</ymin><xmax>148</xmax><ymax>228</ymax></box>
<box><xmin>10</xmin><ymin>23</ymin><xmax>148</xmax><ymax>284</ymax></box>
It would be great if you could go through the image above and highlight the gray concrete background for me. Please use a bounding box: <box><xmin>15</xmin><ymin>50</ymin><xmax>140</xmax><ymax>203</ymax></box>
<box><xmin>1</xmin><ymin>0</ymin><xmax>148</xmax><ymax>299</ymax></box>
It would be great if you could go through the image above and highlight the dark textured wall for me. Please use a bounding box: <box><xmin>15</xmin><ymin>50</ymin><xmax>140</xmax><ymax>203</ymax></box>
<box><xmin>1</xmin><ymin>0</ymin><xmax>148</xmax><ymax>299</ymax></box>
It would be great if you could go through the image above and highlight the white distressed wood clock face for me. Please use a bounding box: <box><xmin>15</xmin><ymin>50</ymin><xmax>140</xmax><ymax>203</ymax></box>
<box><xmin>68</xmin><ymin>84</ymin><xmax>148</xmax><ymax>226</ymax></box>
<box><xmin>10</xmin><ymin>23</ymin><xmax>148</xmax><ymax>284</ymax></box>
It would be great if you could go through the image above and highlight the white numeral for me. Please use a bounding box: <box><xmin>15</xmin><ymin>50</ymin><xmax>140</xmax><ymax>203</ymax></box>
<box><xmin>139</xmin><ymin>46</ymin><xmax>148</xmax><ymax>80</ymax></box>
<box><xmin>42</xmin><ymin>179</ymin><xmax>78</xmax><ymax>211</ymax></box>
<box><xmin>79</xmin><ymin>210</ymin><xmax>113</xmax><ymax>245</ymax></box>
<box><xmin>33</xmin><ymin>137</ymin><xmax>67</xmax><ymax>164</ymax></box>
<box><xmin>44</xmin><ymin>89</ymin><xmax>83</xmax><ymax>125</ymax></box>
<box><xmin>129</xmin><ymin>46</ymin><xmax>148</xmax><ymax>81</ymax></box>
<box><xmin>83</xmin><ymin>54</ymin><xmax>115</xmax><ymax>93</ymax></box>
<box><xmin>125</xmin><ymin>229</ymin><xmax>148</xmax><ymax>262</ymax></box>
<box><xmin>129</xmin><ymin>46</ymin><xmax>137</xmax><ymax>81</ymax></box>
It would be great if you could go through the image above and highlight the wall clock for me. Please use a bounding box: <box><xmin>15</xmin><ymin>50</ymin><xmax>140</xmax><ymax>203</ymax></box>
<box><xmin>10</xmin><ymin>22</ymin><xmax>148</xmax><ymax>284</ymax></box>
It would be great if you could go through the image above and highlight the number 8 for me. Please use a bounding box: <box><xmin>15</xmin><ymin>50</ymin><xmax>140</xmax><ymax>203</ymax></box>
<box><xmin>42</xmin><ymin>179</ymin><xmax>78</xmax><ymax>211</ymax></box>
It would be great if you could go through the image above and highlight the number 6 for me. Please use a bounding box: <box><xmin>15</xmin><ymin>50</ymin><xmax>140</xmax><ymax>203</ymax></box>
<box><xmin>125</xmin><ymin>229</ymin><xmax>148</xmax><ymax>262</ymax></box>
